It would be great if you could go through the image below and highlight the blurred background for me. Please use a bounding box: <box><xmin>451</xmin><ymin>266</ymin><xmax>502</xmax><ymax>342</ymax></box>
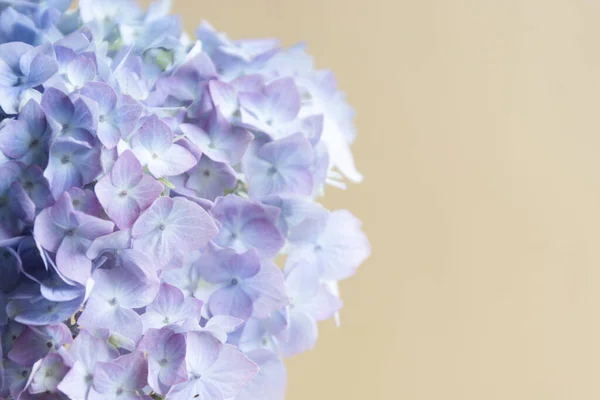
<box><xmin>165</xmin><ymin>1</ymin><xmax>600</xmax><ymax>399</ymax></box>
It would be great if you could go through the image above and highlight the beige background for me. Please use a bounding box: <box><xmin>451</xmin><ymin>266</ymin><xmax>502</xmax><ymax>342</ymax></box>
<box><xmin>166</xmin><ymin>1</ymin><xmax>600</xmax><ymax>398</ymax></box>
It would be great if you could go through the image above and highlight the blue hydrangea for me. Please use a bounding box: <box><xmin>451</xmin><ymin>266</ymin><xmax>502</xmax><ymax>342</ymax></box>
<box><xmin>0</xmin><ymin>1</ymin><xmax>370</xmax><ymax>399</ymax></box>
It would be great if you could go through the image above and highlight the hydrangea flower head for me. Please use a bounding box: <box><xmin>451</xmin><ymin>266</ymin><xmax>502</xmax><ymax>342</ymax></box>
<box><xmin>0</xmin><ymin>1</ymin><xmax>370</xmax><ymax>399</ymax></box>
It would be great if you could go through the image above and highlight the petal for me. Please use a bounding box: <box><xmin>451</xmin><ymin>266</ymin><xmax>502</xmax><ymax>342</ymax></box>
<box><xmin>33</xmin><ymin>207</ymin><xmax>65</xmax><ymax>252</ymax></box>
<box><xmin>264</xmin><ymin>77</ymin><xmax>301</xmax><ymax>123</ymax></box>
<box><xmin>137</xmin><ymin>115</ymin><xmax>173</xmax><ymax>156</ymax></box>
<box><xmin>235</xmin><ymin>349</ymin><xmax>287</xmax><ymax>400</ymax></box>
<box><xmin>203</xmin><ymin>342</ymin><xmax>259</xmax><ymax>398</ymax></box>
<box><xmin>280</xmin><ymin>311</ymin><xmax>318</xmax><ymax>357</ymax></box>
<box><xmin>208</xmin><ymin>286</ymin><xmax>253</xmax><ymax>320</ymax></box>
<box><xmin>185</xmin><ymin>331</ymin><xmax>220</xmax><ymax>374</ymax></box>
<box><xmin>244</xmin><ymin>262</ymin><xmax>287</xmax><ymax>319</ymax></box>
<box><xmin>164</xmin><ymin>197</ymin><xmax>218</xmax><ymax>251</ymax></box>
<box><xmin>130</xmin><ymin>175</ymin><xmax>164</xmax><ymax>210</ymax></box>
<box><xmin>56</xmin><ymin>236</ymin><xmax>94</xmax><ymax>284</ymax></box>
<box><xmin>7</xmin><ymin>295</ymin><xmax>83</xmax><ymax>326</ymax></box>
<box><xmin>97</xmin><ymin>121</ymin><xmax>122</xmax><ymax>149</ymax></box>
<box><xmin>147</xmin><ymin>144</ymin><xmax>196</xmax><ymax>178</ymax></box>
<box><xmin>208</xmin><ymin>80</ymin><xmax>238</xmax><ymax>118</ymax></box>
<box><xmin>67</xmin><ymin>56</ymin><xmax>97</xmax><ymax>89</ymax></box>
<box><xmin>41</xmin><ymin>87</ymin><xmax>73</xmax><ymax>125</ymax></box>
<box><xmin>110</xmin><ymin>150</ymin><xmax>142</xmax><ymax>189</ymax></box>
<box><xmin>0</xmin><ymin>120</ymin><xmax>30</xmax><ymax>159</ymax></box>
<box><xmin>81</xmin><ymin>82</ymin><xmax>117</xmax><ymax>116</ymax></box>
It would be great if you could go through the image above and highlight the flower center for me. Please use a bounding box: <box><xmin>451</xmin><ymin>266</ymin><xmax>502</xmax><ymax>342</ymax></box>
<box><xmin>267</xmin><ymin>166</ymin><xmax>278</xmax><ymax>176</ymax></box>
<box><xmin>119</xmin><ymin>190</ymin><xmax>128</xmax><ymax>197</ymax></box>
<box><xmin>29</xmin><ymin>139</ymin><xmax>39</xmax><ymax>148</ymax></box>
<box><xmin>159</xmin><ymin>358</ymin><xmax>168</xmax><ymax>366</ymax></box>
<box><xmin>158</xmin><ymin>223</ymin><xmax>166</xmax><ymax>231</ymax></box>
<box><xmin>60</xmin><ymin>155</ymin><xmax>71</xmax><ymax>164</ymax></box>
<box><xmin>203</xmin><ymin>169</ymin><xmax>210</xmax><ymax>177</ymax></box>
<box><xmin>231</xmin><ymin>277</ymin><xmax>240</xmax><ymax>286</ymax></box>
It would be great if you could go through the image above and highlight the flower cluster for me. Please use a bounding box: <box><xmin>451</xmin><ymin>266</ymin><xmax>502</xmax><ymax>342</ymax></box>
<box><xmin>0</xmin><ymin>1</ymin><xmax>370</xmax><ymax>399</ymax></box>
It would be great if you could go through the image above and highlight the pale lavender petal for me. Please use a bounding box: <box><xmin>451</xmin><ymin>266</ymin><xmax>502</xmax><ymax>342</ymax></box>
<box><xmin>264</xmin><ymin>77</ymin><xmax>301</xmax><ymax>123</ymax></box>
<box><xmin>235</xmin><ymin>349</ymin><xmax>287</xmax><ymax>400</ymax></box>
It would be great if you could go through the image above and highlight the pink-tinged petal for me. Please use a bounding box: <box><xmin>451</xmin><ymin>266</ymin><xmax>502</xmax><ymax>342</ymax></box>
<box><xmin>160</xmin><ymin>333</ymin><xmax>188</xmax><ymax>386</ymax></box>
<box><xmin>203</xmin><ymin>343</ymin><xmax>259</xmax><ymax>398</ymax></box>
<box><xmin>107</xmin><ymin>196</ymin><xmax>140</xmax><ymax>230</ymax></box>
<box><xmin>137</xmin><ymin>115</ymin><xmax>173</xmax><ymax>156</ymax></box>
<box><xmin>132</xmin><ymin>197</ymin><xmax>218</xmax><ymax>266</ymax></box>
<box><xmin>130</xmin><ymin>175</ymin><xmax>164</xmax><ymax>210</ymax></box>
<box><xmin>147</xmin><ymin>144</ymin><xmax>196</xmax><ymax>178</ymax></box>
<box><xmin>74</xmin><ymin>212</ymin><xmax>115</xmax><ymax>240</ymax></box>
<box><xmin>110</xmin><ymin>150</ymin><xmax>142</xmax><ymax>189</ymax></box>
<box><xmin>265</xmin><ymin>77</ymin><xmax>301</xmax><ymax>123</ymax></box>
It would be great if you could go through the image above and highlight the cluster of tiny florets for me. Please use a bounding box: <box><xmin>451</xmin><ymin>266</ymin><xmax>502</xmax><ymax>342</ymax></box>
<box><xmin>0</xmin><ymin>1</ymin><xmax>370</xmax><ymax>399</ymax></box>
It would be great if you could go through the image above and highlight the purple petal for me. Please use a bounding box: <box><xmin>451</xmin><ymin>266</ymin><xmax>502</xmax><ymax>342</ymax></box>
<box><xmin>8</xmin><ymin>324</ymin><xmax>71</xmax><ymax>367</ymax></box>
<box><xmin>41</xmin><ymin>88</ymin><xmax>74</xmax><ymax>126</ymax></box>
<box><xmin>264</xmin><ymin>77</ymin><xmax>301</xmax><ymax>123</ymax></box>
<box><xmin>132</xmin><ymin>197</ymin><xmax>218</xmax><ymax>266</ymax></box>
<box><xmin>111</xmin><ymin>150</ymin><xmax>142</xmax><ymax>188</ymax></box>
<box><xmin>7</xmin><ymin>295</ymin><xmax>83</xmax><ymax>326</ymax></box>
<box><xmin>208</xmin><ymin>80</ymin><xmax>238</xmax><ymax>118</ymax></box>
<box><xmin>92</xmin><ymin>352</ymin><xmax>147</xmax><ymax>398</ymax></box>
<box><xmin>0</xmin><ymin>120</ymin><xmax>30</xmax><ymax>159</ymax></box>
<box><xmin>184</xmin><ymin>155</ymin><xmax>237</xmax><ymax>201</ymax></box>
<box><xmin>209</xmin><ymin>286</ymin><xmax>253</xmax><ymax>320</ymax></box>
<box><xmin>137</xmin><ymin>115</ymin><xmax>173</xmax><ymax>156</ymax></box>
